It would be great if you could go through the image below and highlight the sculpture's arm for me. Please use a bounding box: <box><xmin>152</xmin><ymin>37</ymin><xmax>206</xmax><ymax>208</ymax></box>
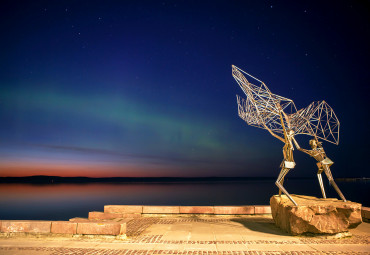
<box><xmin>292</xmin><ymin>137</ymin><xmax>312</xmax><ymax>155</ymax></box>
<box><xmin>262</xmin><ymin>121</ymin><xmax>285</xmax><ymax>143</ymax></box>
<box><xmin>254</xmin><ymin>103</ymin><xmax>285</xmax><ymax>143</ymax></box>
<box><xmin>274</xmin><ymin>102</ymin><xmax>291</xmax><ymax>140</ymax></box>
<box><xmin>282</xmin><ymin>144</ymin><xmax>288</xmax><ymax>159</ymax></box>
<box><xmin>277</xmin><ymin>109</ymin><xmax>289</xmax><ymax>143</ymax></box>
<box><xmin>281</xmin><ymin>110</ymin><xmax>290</xmax><ymax>128</ymax></box>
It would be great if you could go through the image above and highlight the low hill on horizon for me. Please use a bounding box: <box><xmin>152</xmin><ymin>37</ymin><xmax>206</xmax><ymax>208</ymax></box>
<box><xmin>0</xmin><ymin>175</ymin><xmax>279</xmax><ymax>183</ymax></box>
<box><xmin>1</xmin><ymin>175</ymin><xmax>366</xmax><ymax>184</ymax></box>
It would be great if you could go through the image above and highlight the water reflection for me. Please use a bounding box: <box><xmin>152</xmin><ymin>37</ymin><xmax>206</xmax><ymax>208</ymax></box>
<box><xmin>0</xmin><ymin>180</ymin><xmax>368</xmax><ymax>220</ymax></box>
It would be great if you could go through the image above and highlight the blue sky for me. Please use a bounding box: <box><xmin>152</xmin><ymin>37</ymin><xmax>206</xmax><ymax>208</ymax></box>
<box><xmin>0</xmin><ymin>1</ymin><xmax>369</xmax><ymax>177</ymax></box>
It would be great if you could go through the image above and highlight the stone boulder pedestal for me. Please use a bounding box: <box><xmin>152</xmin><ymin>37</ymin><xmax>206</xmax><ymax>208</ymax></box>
<box><xmin>270</xmin><ymin>195</ymin><xmax>362</xmax><ymax>235</ymax></box>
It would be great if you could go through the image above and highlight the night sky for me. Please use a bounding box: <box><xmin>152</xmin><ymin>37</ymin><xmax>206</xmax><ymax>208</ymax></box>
<box><xmin>1</xmin><ymin>1</ymin><xmax>369</xmax><ymax>178</ymax></box>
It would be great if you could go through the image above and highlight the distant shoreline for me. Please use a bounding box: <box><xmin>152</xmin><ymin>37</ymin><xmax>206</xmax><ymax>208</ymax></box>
<box><xmin>0</xmin><ymin>176</ymin><xmax>276</xmax><ymax>184</ymax></box>
<box><xmin>335</xmin><ymin>177</ymin><xmax>370</xmax><ymax>182</ymax></box>
<box><xmin>0</xmin><ymin>175</ymin><xmax>368</xmax><ymax>184</ymax></box>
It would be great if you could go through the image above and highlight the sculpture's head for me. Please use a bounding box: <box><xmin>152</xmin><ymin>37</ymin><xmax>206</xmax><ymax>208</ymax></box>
<box><xmin>309</xmin><ymin>139</ymin><xmax>317</xmax><ymax>149</ymax></box>
<box><xmin>309</xmin><ymin>139</ymin><xmax>322</xmax><ymax>149</ymax></box>
<box><xmin>287</xmin><ymin>129</ymin><xmax>295</xmax><ymax>139</ymax></box>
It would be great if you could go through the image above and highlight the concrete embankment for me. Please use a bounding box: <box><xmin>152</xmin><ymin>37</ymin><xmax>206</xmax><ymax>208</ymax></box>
<box><xmin>1</xmin><ymin>205</ymin><xmax>369</xmax><ymax>237</ymax></box>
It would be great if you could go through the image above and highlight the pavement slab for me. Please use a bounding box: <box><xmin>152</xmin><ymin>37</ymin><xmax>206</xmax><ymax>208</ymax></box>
<box><xmin>0</xmin><ymin>215</ymin><xmax>369</xmax><ymax>254</ymax></box>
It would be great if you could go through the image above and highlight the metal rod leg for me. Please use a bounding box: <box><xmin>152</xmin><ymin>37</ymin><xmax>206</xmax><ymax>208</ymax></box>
<box><xmin>329</xmin><ymin>180</ymin><xmax>347</xmax><ymax>202</ymax></box>
<box><xmin>324</xmin><ymin>168</ymin><xmax>347</xmax><ymax>202</ymax></box>
<box><xmin>275</xmin><ymin>168</ymin><xmax>297</xmax><ymax>206</ymax></box>
<box><xmin>317</xmin><ymin>173</ymin><xmax>326</xmax><ymax>199</ymax></box>
<box><xmin>276</xmin><ymin>167</ymin><xmax>287</xmax><ymax>196</ymax></box>
<box><xmin>279</xmin><ymin>177</ymin><xmax>284</xmax><ymax>196</ymax></box>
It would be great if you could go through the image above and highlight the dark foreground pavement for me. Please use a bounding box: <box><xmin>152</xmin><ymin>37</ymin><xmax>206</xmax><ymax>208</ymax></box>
<box><xmin>0</xmin><ymin>215</ymin><xmax>369</xmax><ymax>255</ymax></box>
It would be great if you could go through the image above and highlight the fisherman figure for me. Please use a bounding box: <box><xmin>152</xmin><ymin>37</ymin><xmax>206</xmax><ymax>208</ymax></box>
<box><xmin>293</xmin><ymin>137</ymin><xmax>346</xmax><ymax>202</ymax></box>
<box><xmin>261</xmin><ymin>105</ymin><xmax>299</xmax><ymax>206</ymax></box>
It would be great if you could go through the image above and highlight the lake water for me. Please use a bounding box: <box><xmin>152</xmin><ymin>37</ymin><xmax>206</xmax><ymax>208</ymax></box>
<box><xmin>0</xmin><ymin>179</ymin><xmax>368</xmax><ymax>221</ymax></box>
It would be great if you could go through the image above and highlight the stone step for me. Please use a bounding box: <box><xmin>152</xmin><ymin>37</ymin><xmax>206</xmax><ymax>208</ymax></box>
<box><xmin>1</xmin><ymin>220</ymin><xmax>51</xmax><ymax>234</ymax></box>
<box><xmin>143</xmin><ymin>206</ymin><xmax>180</xmax><ymax>214</ymax></box>
<box><xmin>213</xmin><ymin>206</ymin><xmax>254</xmax><ymax>214</ymax></box>
<box><xmin>89</xmin><ymin>211</ymin><xmax>123</xmax><ymax>220</ymax></box>
<box><xmin>1</xmin><ymin>219</ymin><xmax>128</xmax><ymax>236</ymax></box>
<box><xmin>76</xmin><ymin>221</ymin><xmax>126</xmax><ymax>235</ymax></box>
<box><xmin>51</xmin><ymin>221</ymin><xmax>77</xmax><ymax>234</ymax></box>
<box><xmin>254</xmin><ymin>205</ymin><xmax>272</xmax><ymax>214</ymax></box>
<box><xmin>69</xmin><ymin>217</ymin><xmax>90</xmax><ymax>222</ymax></box>
<box><xmin>89</xmin><ymin>211</ymin><xmax>141</xmax><ymax>220</ymax></box>
<box><xmin>104</xmin><ymin>205</ymin><xmax>272</xmax><ymax>215</ymax></box>
<box><xmin>104</xmin><ymin>205</ymin><xmax>142</xmax><ymax>214</ymax></box>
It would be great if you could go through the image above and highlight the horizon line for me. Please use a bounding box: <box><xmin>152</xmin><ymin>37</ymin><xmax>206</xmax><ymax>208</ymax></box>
<box><xmin>1</xmin><ymin>175</ymin><xmax>367</xmax><ymax>179</ymax></box>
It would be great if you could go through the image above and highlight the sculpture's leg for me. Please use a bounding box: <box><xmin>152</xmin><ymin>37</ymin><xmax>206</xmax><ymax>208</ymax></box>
<box><xmin>317</xmin><ymin>169</ymin><xmax>326</xmax><ymax>199</ymax></box>
<box><xmin>279</xmin><ymin>176</ymin><xmax>284</xmax><ymax>196</ymax></box>
<box><xmin>275</xmin><ymin>167</ymin><xmax>297</xmax><ymax>206</ymax></box>
<box><xmin>324</xmin><ymin>167</ymin><xmax>347</xmax><ymax>202</ymax></box>
<box><xmin>278</xmin><ymin>161</ymin><xmax>286</xmax><ymax>196</ymax></box>
<box><xmin>276</xmin><ymin>167</ymin><xmax>287</xmax><ymax>196</ymax></box>
<box><xmin>330</xmin><ymin>181</ymin><xmax>346</xmax><ymax>202</ymax></box>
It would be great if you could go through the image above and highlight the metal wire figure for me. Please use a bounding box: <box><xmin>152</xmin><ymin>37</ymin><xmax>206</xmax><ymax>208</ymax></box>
<box><xmin>233</xmin><ymin>65</ymin><xmax>299</xmax><ymax>205</ymax></box>
<box><xmin>292</xmin><ymin>137</ymin><xmax>346</xmax><ymax>202</ymax></box>
<box><xmin>232</xmin><ymin>65</ymin><xmax>345</xmax><ymax>206</ymax></box>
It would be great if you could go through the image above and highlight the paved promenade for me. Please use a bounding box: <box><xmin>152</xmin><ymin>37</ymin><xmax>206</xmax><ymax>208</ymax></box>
<box><xmin>0</xmin><ymin>215</ymin><xmax>369</xmax><ymax>255</ymax></box>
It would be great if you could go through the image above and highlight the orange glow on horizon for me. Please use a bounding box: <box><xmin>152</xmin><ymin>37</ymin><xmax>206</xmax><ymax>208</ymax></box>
<box><xmin>0</xmin><ymin>160</ymin><xmax>189</xmax><ymax>178</ymax></box>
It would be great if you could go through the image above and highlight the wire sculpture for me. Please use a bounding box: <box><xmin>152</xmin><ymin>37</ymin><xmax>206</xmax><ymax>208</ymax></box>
<box><xmin>232</xmin><ymin>65</ymin><xmax>345</xmax><ymax>205</ymax></box>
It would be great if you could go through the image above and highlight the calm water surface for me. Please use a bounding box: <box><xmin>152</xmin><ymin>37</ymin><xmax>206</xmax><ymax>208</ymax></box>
<box><xmin>0</xmin><ymin>180</ymin><xmax>368</xmax><ymax>220</ymax></box>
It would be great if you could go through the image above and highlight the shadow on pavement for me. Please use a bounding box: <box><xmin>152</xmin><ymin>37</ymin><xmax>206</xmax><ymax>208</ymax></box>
<box><xmin>230</xmin><ymin>217</ymin><xmax>291</xmax><ymax>236</ymax></box>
